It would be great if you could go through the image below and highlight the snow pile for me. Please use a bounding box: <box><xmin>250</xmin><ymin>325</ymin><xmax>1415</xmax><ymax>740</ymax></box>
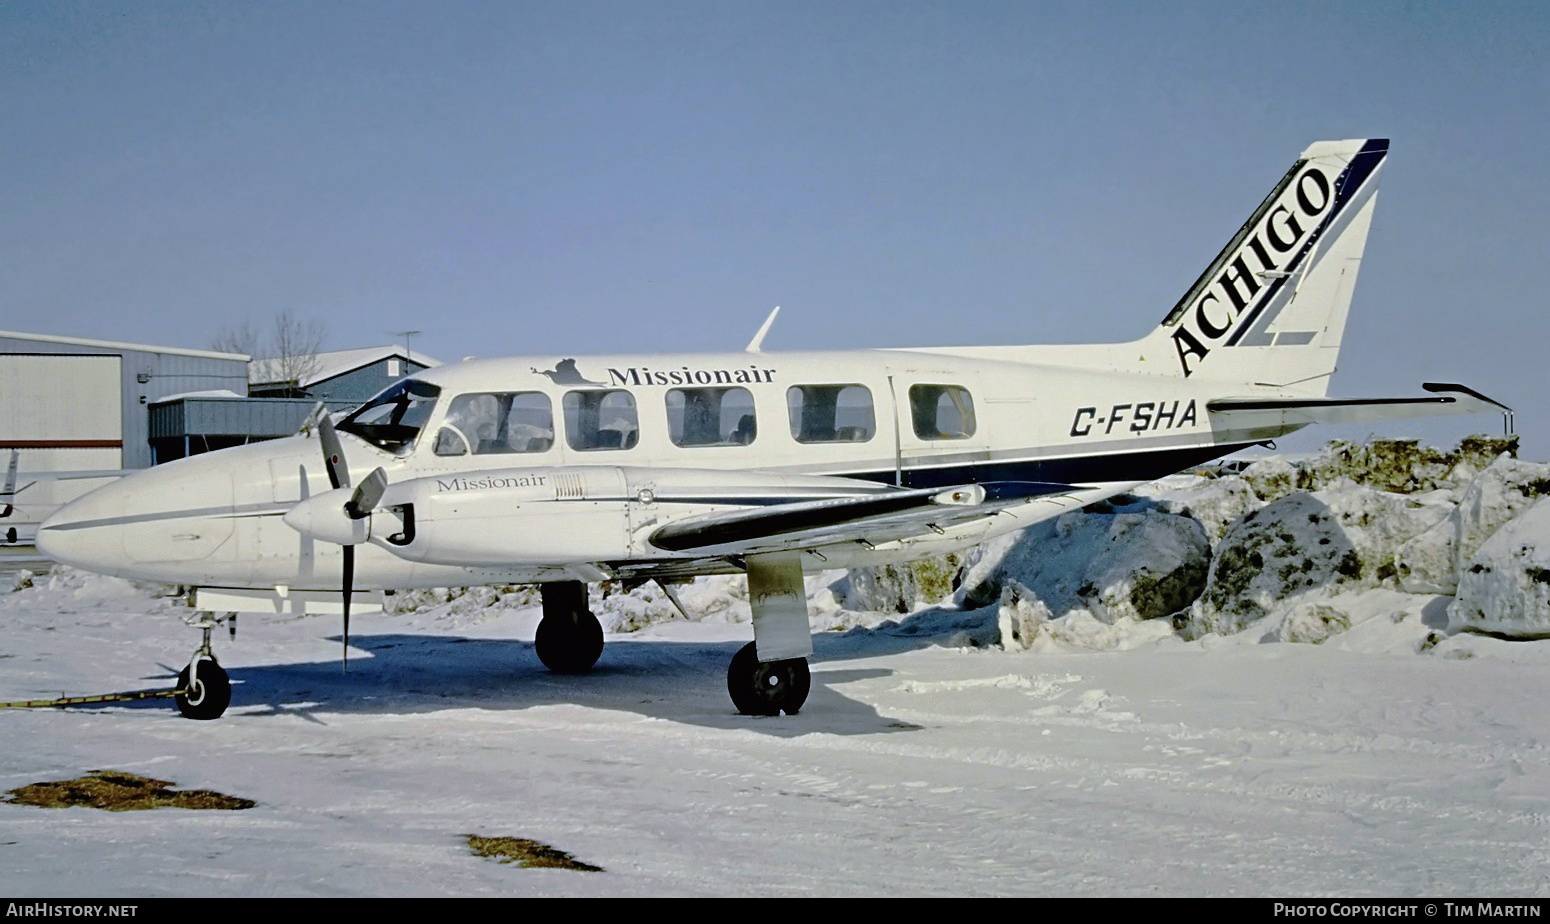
<box><xmin>1394</xmin><ymin>455</ymin><xmax>1550</xmax><ymax>593</ymax></box>
<box><xmin>841</xmin><ymin>433</ymin><xmax>1549</xmax><ymax>651</ymax></box>
<box><xmin>387</xmin><ymin>583</ymin><xmax>541</xmax><ymax>627</ymax></box>
<box><xmin>1240</xmin><ymin>436</ymin><xmax>1512</xmax><ymax>501</ymax></box>
<box><xmin>0</xmin><ymin>565</ymin><xmax>179</xmax><ymax>616</ymax></box>
<box><xmin>1449</xmin><ymin>498</ymin><xmax>1550</xmax><ymax>636</ymax></box>
<box><xmin>390</xmin><ymin>574</ymin><xmax>758</xmax><ymax>634</ymax></box>
<box><xmin>1136</xmin><ymin>474</ymin><xmax>1264</xmax><ymax>541</ymax></box>
<box><xmin>959</xmin><ymin>509</ymin><xmax>1210</xmax><ymax>648</ymax></box>
<box><xmin>1182</xmin><ymin>480</ymin><xmax>1440</xmax><ymax>638</ymax></box>
<box><xmin>843</xmin><ymin>555</ymin><xmax>965</xmax><ymax>614</ymax></box>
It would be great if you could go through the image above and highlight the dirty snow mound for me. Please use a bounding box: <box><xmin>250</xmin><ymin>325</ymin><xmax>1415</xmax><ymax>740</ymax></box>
<box><xmin>1395</xmin><ymin>455</ymin><xmax>1550</xmax><ymax>594</ymax></box>
<box><xmin>1185</xmin><ymin>481</ymin><xmax>1437</xmax><ymax>638</ymax></box>
<box><xmin>1449</xmin><ymin>498</ymin><xmax>1550</xmax><ymax>637</ymax></box>
<box><xmin>968</xmin><ymin>509</ymin><xmax>1209</xmax><ymax>651</ymax></box>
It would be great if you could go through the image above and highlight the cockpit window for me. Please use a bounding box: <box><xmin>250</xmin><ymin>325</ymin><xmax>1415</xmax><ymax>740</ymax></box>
<box><xmin>337</xmin><ymin>378</ymin><xmax>442</xmax><ymax>453</ymax></box>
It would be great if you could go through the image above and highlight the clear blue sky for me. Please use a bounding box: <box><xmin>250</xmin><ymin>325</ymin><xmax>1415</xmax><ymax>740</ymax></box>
<box><xmin>2</xmin><ymin>1</ymin><xmax>1544</xmax><ymax>456</ymax></box>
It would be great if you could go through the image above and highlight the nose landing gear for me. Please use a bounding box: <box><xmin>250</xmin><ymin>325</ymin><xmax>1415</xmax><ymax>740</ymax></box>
<box><xmin>176</xmin><ymin>611</ymin><xmax>235</xmax><ymax>720</ymax></box>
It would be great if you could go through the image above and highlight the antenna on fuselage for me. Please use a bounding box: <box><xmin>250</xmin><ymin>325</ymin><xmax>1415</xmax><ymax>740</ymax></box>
<box><xmin>745</xmin><ymin>306</ymin><xmax>780</xmax><ymax>353</ymax></box>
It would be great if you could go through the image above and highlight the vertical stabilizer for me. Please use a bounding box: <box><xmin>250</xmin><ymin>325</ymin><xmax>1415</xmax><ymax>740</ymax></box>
<box><xmin>1139</xmin><ymin>138</ymin><xmax>1388</xmax><ymax>392</ymax></box>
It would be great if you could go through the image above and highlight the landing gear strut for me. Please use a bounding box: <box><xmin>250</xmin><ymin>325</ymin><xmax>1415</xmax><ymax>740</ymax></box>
<box><xmin>535</xmin><ymin>581</ymin><xmax>604</xmax><ymax>673</ymax></box>
<box><xmin>176</xmin><ymin>612</ymin><xmax>234</xmax><ymax>720</ymax></box>
<box><xmin>730</xmin><ymin>551</ymin><xmax>814</xmax><ymax>716</ymax></box>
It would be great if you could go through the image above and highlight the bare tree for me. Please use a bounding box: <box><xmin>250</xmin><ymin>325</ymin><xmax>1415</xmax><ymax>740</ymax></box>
<box><xmin>213</xmin><ymin>311</ymin><xmax>327</xmax><ymax>396</ymax></box>
<box><xmin>210</xmin><ymin>319</ymin><xmax>261</xmax><ymax>358</ymax></box>
<box><xmin>268</xmin><ymin>310</ymin><xmax>326</xmax><ymax>393</ymax></box>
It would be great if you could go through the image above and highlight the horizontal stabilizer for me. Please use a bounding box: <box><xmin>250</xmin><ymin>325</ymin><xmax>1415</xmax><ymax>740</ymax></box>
<box><xmin>648</xmin><ymin>481</ymin><xmax>1083</xmax><ymax>554</ymax></box>
<box><xmin>1208</xmin><ymin>384</ymin><xmax>1509</xmax><ymax>426</ymax></box>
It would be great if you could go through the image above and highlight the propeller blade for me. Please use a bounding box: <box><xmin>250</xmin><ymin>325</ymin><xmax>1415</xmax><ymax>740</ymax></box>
<box><xmin>345</xmin><ymin>468</ymin><xmax>388</xmax><ymax>520</ymax></box>
<box><xmin>319</xmin><ymin>417</ymin><xmax>350</xmax><ymax>490</ymax></box>
<box><xmin>342</xmin><ymin>544</ymin><xmax>353</xmax><ymax>670</ymax></box>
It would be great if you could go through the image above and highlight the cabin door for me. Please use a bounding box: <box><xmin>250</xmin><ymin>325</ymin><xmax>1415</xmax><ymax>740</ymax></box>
<box><xmin>885</xmin><ymin>369</ymin><xmax>988</xmax><ymax>488</ymax></box>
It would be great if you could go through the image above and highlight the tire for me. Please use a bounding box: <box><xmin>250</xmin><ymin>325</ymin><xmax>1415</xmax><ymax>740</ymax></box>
<box><xmin>535</xmin><ymin>611</ymin><xmax>605</xmax><ymax>674</ymax></box>
<box><xmin>176</xmin><ymin>657</ymin><xmax>231</xmax><ymax>720</ymax></box>
<box><xmin>727</xmin><ymin>641</ymin><xmax>810</xmax><ymax>716</ymax></box>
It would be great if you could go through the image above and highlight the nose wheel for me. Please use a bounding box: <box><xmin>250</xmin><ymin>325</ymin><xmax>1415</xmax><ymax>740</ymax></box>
<box><xmin>176</xmin><ymin>656</ymin><xmax>231</xmax><ymax>720</ymax></box>
<box><xmin>727</xmin><ymin>642</ymin><xmax>810</xmax><ymax>716</ymax></box>
<box><xmin>176</xmin><ymin>611</ymin><xmax>235</xmax><ymax>720</ymax></box>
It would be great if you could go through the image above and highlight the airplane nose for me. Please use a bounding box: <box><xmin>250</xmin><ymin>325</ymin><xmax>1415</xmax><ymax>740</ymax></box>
<box><xmin>36</xmin><ymin>455</ymin><xmax>237</xmax><ymax>580</ymax></box>
<box><xmin>36</xmin><ymin>479</ymin><xmax>128</xmax><ymax>573</ymax></box>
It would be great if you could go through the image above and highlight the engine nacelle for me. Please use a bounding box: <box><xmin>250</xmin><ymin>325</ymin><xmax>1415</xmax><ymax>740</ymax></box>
<box><xmin>371</xmin><ymin>466</ymin><xmax>633</xmax><ymax>566</ymax></box>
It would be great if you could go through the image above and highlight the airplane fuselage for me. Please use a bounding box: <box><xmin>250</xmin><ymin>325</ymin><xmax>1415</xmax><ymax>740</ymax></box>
<box><xmin>37</xmin><ymin>345</ymin><xmax>1281</xmax><ymax>597</ymax></box>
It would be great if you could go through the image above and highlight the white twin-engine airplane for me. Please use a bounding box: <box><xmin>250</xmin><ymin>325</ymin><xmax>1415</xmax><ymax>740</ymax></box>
<box><xmin>39</xmin><ymin>138</ymin><xmax>1507</xmax><ymax>719</ymax></box>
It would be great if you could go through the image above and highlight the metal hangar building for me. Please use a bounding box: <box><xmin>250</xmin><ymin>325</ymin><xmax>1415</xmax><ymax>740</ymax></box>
<box><xmin>1</xmin><ymin>329</ymin><xmax>248</xmax><ymax>473</ymax></box>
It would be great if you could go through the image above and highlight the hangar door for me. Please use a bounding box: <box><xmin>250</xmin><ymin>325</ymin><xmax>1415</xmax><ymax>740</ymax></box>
<box><xmin>1</xmin><ymin>354</ymin><xmax>123</xmax><ymax>472</ymax></box>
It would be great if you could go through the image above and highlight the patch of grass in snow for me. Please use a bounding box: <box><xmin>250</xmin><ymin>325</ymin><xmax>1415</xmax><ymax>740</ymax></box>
<box><xmin>465</xmin><ymin>834</ymin><xmax>603</xmax><ymax>872</ymax></box>
<box><xmin>4</xmin><ymin>770</ymin><xmax>255</xmax><ymax>811</ymax></box>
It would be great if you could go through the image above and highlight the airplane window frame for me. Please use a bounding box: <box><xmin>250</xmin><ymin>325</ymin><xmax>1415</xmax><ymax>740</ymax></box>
<box><xmin>908</xmin><ymin>384</ymin><xmax>977</xmax><ymax>441</ymax></box>
<box><xmin>337</xmin><ymin>379</ymin><xmax>442</xmax><ymax>454</ymax></box>
<box><xmin>562</xmin><ymin>388</ymin><xmax>640</xmax><ymax>452</ymax></box>
<box><xmin>434</xmin><ymin>391</ymin><xmax>555</xmax><ymax>457</ymax></box>
<box><xmin>665</xmin><ymin>386</ymin><xmax>757</xmax><ymax>448</ymax></box>
<box><xmin>786</xmin><ymin>383</ymin><xmax>876</xmax><ymax>444</ymax></box>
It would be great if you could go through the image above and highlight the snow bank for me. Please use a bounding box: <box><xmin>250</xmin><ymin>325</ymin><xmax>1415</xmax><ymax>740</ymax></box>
<box><xmin>1184</xmin><ymin>480</ymin><xmax>1437</xmax><ymax>638</ymax></box>
<box><xmin>966</xmin><ymin>509</ymin><xmax>1210</xmax><ymax>650</ymax></box>
<box><xmin>1242</xmin><ymin>436</ymin><xmax>1514</xmax><ymax>502</ymax></box>
<box><xmin>1449</xmin><ymin>497</ymin><xmax>1550</xmax><ymax>636</ymax></box>
<box><xmin>1394</xmin><ymin>456</ymin><xmax>1550</xmax><ymax>594</ymax></box>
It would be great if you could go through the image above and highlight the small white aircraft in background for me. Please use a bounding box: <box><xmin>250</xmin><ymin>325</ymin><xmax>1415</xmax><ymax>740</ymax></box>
<box><xmin>39</xmin><ymin>138</ymin><xmax>1507</xmax><ymax>719</ymax></box>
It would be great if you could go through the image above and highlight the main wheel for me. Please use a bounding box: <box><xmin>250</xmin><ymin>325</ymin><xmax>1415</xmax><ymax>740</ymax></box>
<box><xmin>535</xmin><ymin>610</ymin><xmax>605</xmax><ymax>674</ymax></box>
<box><xmin>176</xmin><ymin>656</ymin><xmax>231</xmax><ymax>720</ymax></box>
<box><xmin>727</xmin><ymin>641</ymin><xmax>810</xmax><ymax>716</ymax></box>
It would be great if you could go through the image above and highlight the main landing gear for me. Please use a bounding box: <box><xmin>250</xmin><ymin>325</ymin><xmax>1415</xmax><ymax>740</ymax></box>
<box><xmin>535</xmin><ymin>581</ymin><xmax>605</xmax><ymax>674</ymax></box>
<box><xmin>727</xmin><ymin>551</ymin><xmax>814</xmax><ymax>716</ymax></box>
<box><xmin>176</xmin><ymin>611</ymin><xmax>235</xmax><ymax>720</ymax></box>
<box><xmin>726</xmin><ymin>642</ymin><xmax>811</xmax><ymax>717</ymax></box>
<box><xmin>536</xmin><ymin>557</ymin><xmax>816</xmax><ymax>717</ymax></box>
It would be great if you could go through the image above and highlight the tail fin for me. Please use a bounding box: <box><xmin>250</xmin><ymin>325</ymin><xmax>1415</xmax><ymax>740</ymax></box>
<box><xmin>1140</xmin><ymin>138</ymin><xmax>1388</xmax><ymax>391</ymax></box>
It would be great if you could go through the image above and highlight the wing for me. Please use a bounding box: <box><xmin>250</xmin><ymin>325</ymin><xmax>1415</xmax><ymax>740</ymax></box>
<box><xmin>647</xmin><ymin>480</ymin><xmax>1086</xmax><ymax>556</ymax></box>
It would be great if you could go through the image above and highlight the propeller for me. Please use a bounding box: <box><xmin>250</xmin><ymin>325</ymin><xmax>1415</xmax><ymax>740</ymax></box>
<box><xmin>313</xmin><ymin>417</ymin><xmax>388</xmax><ymax>668</ymax></box>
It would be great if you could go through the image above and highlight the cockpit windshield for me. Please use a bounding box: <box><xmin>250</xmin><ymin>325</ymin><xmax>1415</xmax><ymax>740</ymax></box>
<box><xmin>336</xmin><ymin>379</ymin><xmax>442</xmax><ymax>452</ymax></box>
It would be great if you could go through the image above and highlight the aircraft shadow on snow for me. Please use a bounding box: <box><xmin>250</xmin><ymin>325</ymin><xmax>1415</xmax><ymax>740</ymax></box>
<box><xmin>105</xmin><ymin>626</ymin><xmax>983</xmax><ymax>738</ymax></box>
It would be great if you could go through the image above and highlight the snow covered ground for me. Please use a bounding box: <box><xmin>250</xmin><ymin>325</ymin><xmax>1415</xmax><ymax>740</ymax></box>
<box><xmin>4</xmin><ymin>440</ymin><xmax>1550</xmax><ymax>897</ymax></box>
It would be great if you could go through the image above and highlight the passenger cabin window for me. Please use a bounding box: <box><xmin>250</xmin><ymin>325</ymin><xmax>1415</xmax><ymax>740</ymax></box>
<box><xmin>666</xmin><ymin>387</ymin><xmax>756</xmax><ymax>447</ymax></box>
<box><xmin>434</xmin><ymin>391</ymin><xmax>554</xmax><ymax>456</ymax></box>
<box><xmin>337</xmin><ymin>379</ymin><xmax>441</xmax><ymax>453</ymax></box>
<box><xmin>787</xmin><ymin>384</ymin><xmax>875</xmax><ymax>443</ymax></box>
<box><xmin>564</xmin><ymin>389</ymin><xmax>639</xmax><ymax>451</ymax></box>
<box><xmin>909</xmin><ymin>384</ymin><xmax>976</xmax><ymax>440</ymax></box>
